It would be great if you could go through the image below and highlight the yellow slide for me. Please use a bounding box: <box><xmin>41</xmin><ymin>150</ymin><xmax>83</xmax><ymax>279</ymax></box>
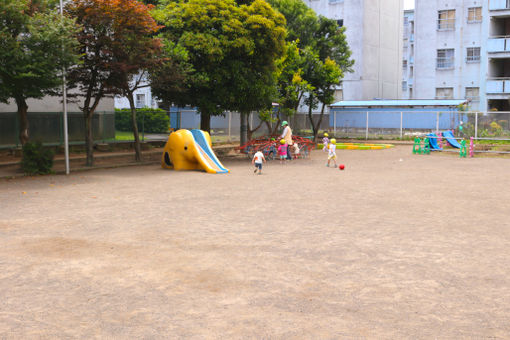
<box><xmin>161</xmin><ymin>129</ymin><xmax>229</xmax><ymax>174</ymax></box>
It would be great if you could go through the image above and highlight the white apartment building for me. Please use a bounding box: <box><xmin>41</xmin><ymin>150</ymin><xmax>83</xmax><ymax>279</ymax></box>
<box><xmin>402</xmin><ymin>9</ymin><xmax>415</xmax><ymax>99</ymax></box>
<box><xmin>305</xmin><ymin>0</ymin><xmax>404</xmax><ymax>102</ymax></box>
<box><xmin>410</xmin><ymin>0</ymin><xmax>510</xmax><ymax>111</ymax></box>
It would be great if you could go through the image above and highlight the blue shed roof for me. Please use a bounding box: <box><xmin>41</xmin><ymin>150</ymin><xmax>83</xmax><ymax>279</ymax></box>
<box><xmin>330</xmin><ymin>99</ymin><xmax>467</xmax><ymax>108</ymax></box>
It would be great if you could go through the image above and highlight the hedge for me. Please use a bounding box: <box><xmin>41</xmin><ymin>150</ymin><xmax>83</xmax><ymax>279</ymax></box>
<box><xmin>115</xmin><ymin>108</ymin><xmax>169</xmax><ymax>133</ymax></box>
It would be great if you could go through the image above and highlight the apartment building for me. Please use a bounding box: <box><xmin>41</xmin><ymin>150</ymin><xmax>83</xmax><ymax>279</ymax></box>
<box><xmin>410</xmin><ymin>1</ymin><xmax>509</xmax><ymax>111</ymax></box>
<box><xmin>305</xmin><ymin>0</ymin><xmax>404</xmax><ymax>102</ymax></box>
<box><xmin>487</xmin><ymin>0</ymin><xmax>510</xmax><ymax>111</ymax></box>
<box><xmin>402</xmin><ymin>9</ymin><xmax>415</xmax><ymax>99</ymax></box>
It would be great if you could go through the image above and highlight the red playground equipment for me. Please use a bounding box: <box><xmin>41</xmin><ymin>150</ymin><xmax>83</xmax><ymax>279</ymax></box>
<box><xmin>237</xmin><ymin>135</ymin><xmax>315</xmax><ymax>160</ymax></box>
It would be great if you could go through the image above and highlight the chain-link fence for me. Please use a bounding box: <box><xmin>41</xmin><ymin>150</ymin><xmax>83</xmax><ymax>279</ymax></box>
<box><xmin>329</xmin><ymin>110</ymin><xmax>510</xmax><ymax>140</ymax></box>
<box><xmin>3</xmin><ymin>109</ymin><xmax>509</xmax><ymax>149</ymax></box>
<box><xmin>0</xmin><ymin>112</ymin><xmax>114</xmax><ymax>148</ymax></box>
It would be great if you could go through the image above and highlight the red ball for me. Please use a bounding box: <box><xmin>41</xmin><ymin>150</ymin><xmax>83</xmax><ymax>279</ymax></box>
<box><xmin>339</xmin><ymin>164</ymin><xmax>345</xmax><ymax>170</ymax></box>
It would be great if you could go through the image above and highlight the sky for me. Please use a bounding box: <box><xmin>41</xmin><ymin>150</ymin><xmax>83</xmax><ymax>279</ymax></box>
<box><xmin>404</xmin><ymin>0</ymin><xmax>414</xmax><ymax>10</ymax></box>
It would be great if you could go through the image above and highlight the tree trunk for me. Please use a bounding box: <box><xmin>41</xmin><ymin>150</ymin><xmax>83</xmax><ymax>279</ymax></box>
<box><xmin>248</xmin><ymin>111</ymin><xmax>264</xmax><ymax>140</ymax></box>
<box><xmin>313</xmin><ymin>103</ymin><xmax>327</xmax><ymax>143</ymax></box>
<box><xmin>84</xmin><ymin>111</ymin><xmax>94</xmax><ymax>166</ymax></box>
<box><xmin>15</xmin><ymin>97</ymin><xmax>29</xmax><ymax>145</ymax></box>
<box><xmin>240</xmin><ymin>111</ymin><xmax>248</xmax><ymax>146</ymax></box>
<box><xmin>200</xmin><ymin>112</ymin><xmax>211</xmax><ymax>132</ymax></box>
<box><xmin>307</xmin><ymin>95</ymin><xmax>318</xmax><ymax>141</ymax></box>
<box><xmin>127</xmin><ymin>93</ymin><xmax>141</xmax><ymax>162</ymax></box>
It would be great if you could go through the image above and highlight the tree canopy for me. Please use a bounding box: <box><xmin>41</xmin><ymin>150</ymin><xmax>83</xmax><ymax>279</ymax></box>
<box><xmin>66</xmin><ymin>0</ymin><xmax>162</xmax><ymax>166</ymax></box>
<box><xmin>152</xmin><ymin>0</ymin><xmax>286</xmax><ymax>138</ymax></box>
<box><xmin>0</xmin><ymin>0</ymin><xmax>79</xmax><ymax>144</ymax></box>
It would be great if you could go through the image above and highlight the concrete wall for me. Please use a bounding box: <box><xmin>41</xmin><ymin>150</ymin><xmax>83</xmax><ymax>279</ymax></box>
<box><xmin>306</xmin><ymin>0</ymin><xmax>403</xmax><ymax>101</ymax></box>
<box><xmin>0</xmin><ymin>95</ymin><xmax>114</xmax><ymax>113</ymax></box>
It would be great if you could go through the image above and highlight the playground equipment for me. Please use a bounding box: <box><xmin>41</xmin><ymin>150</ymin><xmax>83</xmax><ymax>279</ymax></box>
<box><xmin>237</xmin><ymin>135</ymin><xmax>315</xmax><ymax>160</ymax></box>
<box><xmin>413</xmin><ymin>131</ymin><xmax>467</xmax><ymax>158</ymax></box>
<box><xmin>319</xmin><ymin>142</ymin><xmax>394</xmax><ymax>150</ymax></box>
<box><xmin>412</xmin><ymin>137</ymin><xmax>430</xmax><ymax>154</ymax></box>
<box><xmin>161</xmin><ymin>129</ymin><xmax>229</xmax><ymax>174</ymax></box>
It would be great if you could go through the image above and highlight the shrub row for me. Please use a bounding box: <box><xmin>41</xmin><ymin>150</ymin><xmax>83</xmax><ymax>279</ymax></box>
<box><xmin>115</xmin><ymin>108</ymin><xmax>169</xmax><ymax>133</ymax></box>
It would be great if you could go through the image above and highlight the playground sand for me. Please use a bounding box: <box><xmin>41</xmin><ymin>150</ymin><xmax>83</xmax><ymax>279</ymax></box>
<box><xmin>1</xmin><ymin>146</ymin><xmax>510</xmax><ymax>338</ymax></box>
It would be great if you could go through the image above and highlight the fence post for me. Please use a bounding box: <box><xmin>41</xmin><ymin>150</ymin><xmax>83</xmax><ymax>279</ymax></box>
<box><xmin>436</xmin><ymin>111</ymin><xmax>439</xmax><ymax>135</ymax></box>
<box><xmin>142</xmin><ymin>110</ymin><xmax>145</xmax><ymax>141</ymax></box>
<box><xmin>400</xmin><ymin>111</ymin><xmax>403</xmax><ymax>139</ymax></box>
<box><xmin>59</xmin><ymin>111</ymin><xmax>63</xmax><ymax>146</ymax></box>
<box><xmin>333</xmin><ymin>111</ymin><xmax>336</xmax><ymax>136</ymax></box>
<box><xmin>475</xmin><ymin>111</ymin><xmax>478</xmax><ymax>138</ymax></box>
<box><xmin>228</xmin><ymin>111</ymin><xmax>231</xmax><ymax>142</ymax></box>
<box><xmin>365</xmin><ymin>111</ymin><xmax>369</xmax><ymax>140</ymax></box>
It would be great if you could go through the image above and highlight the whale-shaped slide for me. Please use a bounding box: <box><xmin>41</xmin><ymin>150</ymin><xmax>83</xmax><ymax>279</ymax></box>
<box><xmin>162</xmin><ymin>129</ymin><xmax>229</xmax><ymax>174</ymax></box>
<box><xmin>442</xmin><ymin>130</ymin><xmax>461</xmax><ymax>148</ymax></box>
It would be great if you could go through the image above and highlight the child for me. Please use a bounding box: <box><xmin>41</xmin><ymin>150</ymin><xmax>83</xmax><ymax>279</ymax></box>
<box><xmin>327</xmin><ymin>138</ymin><xmax>337</xmax><ymax>168</ymax></box>
<box><xmin>277</xmin><ymin>139</ymin><xmax>287</xmax><ymax>164</ymax></box>
<box><xmin>252</xmin><ymin>150</ymin><xmax>266</xmax><ymax>174</ymax></box>
<box><xmin>292</xmin><ymin>143</ymin><xmax>300</xmax><ymax>159</ymax></box>
<box><xmin>322</xmin><ymin>133</ymin><xmax>329</xmax><ymax>152</ymax></box>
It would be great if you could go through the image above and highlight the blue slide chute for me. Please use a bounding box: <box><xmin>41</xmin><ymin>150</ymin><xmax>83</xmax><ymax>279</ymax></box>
<box><xmin>426</xmin><ymin>133</ymin><xmax>442</xmax><ymax>151</ymax></box>
<box><xmin>190</xmin><ymin>129</ymin><xmax>229</xmax><ymax>173</ymax></box>
<box><xmin>442</xmin><ymin>130</ymin><xmax>461</xmax><ymax>148</ymax></box>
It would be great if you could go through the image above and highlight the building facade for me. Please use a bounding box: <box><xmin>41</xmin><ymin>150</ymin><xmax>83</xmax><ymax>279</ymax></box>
<box><xmin>305</xmin><ymin>0</ymin><xmax>404</xmax><ymax>102</ymax></box>
<box><xmin>402</xmin><ymin>9</ymin><xmax>415</xmax><ymax>99</ymax></box>
<box><xmin>410</xmin><ymin>0</ymin><xmax>510</xmax><ymax>112</ymax></box>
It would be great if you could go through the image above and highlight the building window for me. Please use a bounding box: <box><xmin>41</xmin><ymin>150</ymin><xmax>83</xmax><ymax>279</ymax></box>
<box><xmin>404</xmin><ymin>17</ymin><xmax>409</xmax><ymax>26</ymax></box>
<box><xmin>465</xmin><ymin>87</ymin><xmax>480</xmax><ymax>101</ymax></box>
<box><xmin>438</xmin><ymin>10</ymin><xmax>455</xmax><ymax>30</ymax></box>
<box><xmin>336</xmin><ymin>19</ymin><xmax>343</xmax><ymax>27</ymax></box>
<box><xmin>436</xmin><ymin>87</ymin><xmax>454</xmax><ymax>99</ymax></box>
<box><xmin>410</xmin><ymin>66</ymin><xmax>414</xmax><ymax>77</ymax></box>
<box><xmin>466</xmin><ymin>47</ymin><xmax>481</xmax><ymax>62</ymax></box>
<box><xmin>437</xmin><ymin>49</ymin><xmax>454</xmax><ymax>69</ymax></box>
<box><xmin>328</xmin><ymin>0</ymin><xmax>343</xmax><ymax>3</ymax></box>
<box><xmin>467</xmin><ymin>7</ymin><xmax>482</xmax><ymax>23</ymax></box>
<box><xmin>333</xmin><ymin>89</ymin><xmax>343</xmax><ymax>101</ymax></box>
<box><xmin>402</xmin><ymin>81</ymin><xmax>408</xmax><ymax>91</ymax></box>
<box><xmin>136</xmin><ymin>94</ymin><xmax>145</xmax><ymax>108</ymax></box>
<box><xmin>402</xmin><ymin>60</ymin><xmax>408</xmax><ymax>69</ymax></box>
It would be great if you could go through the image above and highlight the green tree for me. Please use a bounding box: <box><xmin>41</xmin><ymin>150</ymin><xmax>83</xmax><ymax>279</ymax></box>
<box><xmin>66</xmin><ymin>0</ymin><xmax>160</xmax><ymax>166</ymax></box>
<box><xmin>266</xmin><ymin>0</ymin><xmax>318</xmax><ymax>48</ymax></box>
<box><xmin>0</xmin><ymin>0</ymin><xmax>79</xmax><ymax>145</ymax></box>
<box><xmin>267</xmin><ymin>0</ymin><xmax>353</xmax><ymax>140</ymax></box>
<box><xmin>153</xmin><ymin>0</ymin><xmax>286</xmax><ymax>145</ymax></box>
<box><xmin>105</xmin><ymin>0</ymin><xmax>162</xmax><ymax>162</ymax></box>
<box><xmin>229</xmin><ymin>0</ymin><xmax>286</xmax><ymax>144</ymax></box>
<box><xmin>302</xmin><ymin>50</ymin><xmax>343</xmax><ymax>141</ymax></box>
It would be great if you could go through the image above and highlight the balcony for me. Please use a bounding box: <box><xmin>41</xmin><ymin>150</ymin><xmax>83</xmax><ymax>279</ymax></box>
<box><xmin>488</xmin><ymin>37</ymin><xmax>510</xmax><ymax>55</ymax></box>
<box><xmin>489</xmin><ymin>0</ymin><xmax>510</xmax><ymax>15</ymax></box>
<box><xmin>486</xmin><ymin>78</ymin><xmax>510</xmax><ymax>93</ymax></box>
<box><xmin>490</xmin><ymin>0</ymin><xmax>510</xmax><ymax>10</ymax></box>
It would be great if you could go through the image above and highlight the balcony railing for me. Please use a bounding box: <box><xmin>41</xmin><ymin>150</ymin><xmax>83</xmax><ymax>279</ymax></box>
<box><xmin>489</xmin><ymin>0</ymin><xmax>510</xmax><ymax>10</ymax></box>
<box><xmin>437</xmin><ymin>57</ymin><xmax>454</xmax><ymax>69</ymax></box>
<box><xmin>488</xmin><ymin>36</ymin><xmax>510</xmax><ymax>52</ymax></box>
<box><xmin>487</xmin><ymin>78</ymin><xmax>510</xmax><ymax>93</ymax></box>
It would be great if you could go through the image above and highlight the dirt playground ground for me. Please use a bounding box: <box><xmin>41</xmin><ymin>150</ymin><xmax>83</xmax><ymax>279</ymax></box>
<box><xmin>1</xmin><ymin>146</ymin><xmax>510</xmax><ymax>339</ymax></box>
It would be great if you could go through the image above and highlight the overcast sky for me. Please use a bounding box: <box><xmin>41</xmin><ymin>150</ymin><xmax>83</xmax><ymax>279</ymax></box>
<box><xmin>404</xmin><ymin>0</ymin><xmax>414</xmax><ymax>9</ymax></box>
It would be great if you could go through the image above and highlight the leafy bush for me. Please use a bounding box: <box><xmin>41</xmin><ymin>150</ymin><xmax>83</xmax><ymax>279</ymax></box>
<box><xmin>115</xmin><ymin>108</ymin><xmax>169</xmax><ymax>133</ymax></box>
<box><xmin>21</xmin><ymin>142</ymin><xmax>54</xmax><ymax>175</ymax></box>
